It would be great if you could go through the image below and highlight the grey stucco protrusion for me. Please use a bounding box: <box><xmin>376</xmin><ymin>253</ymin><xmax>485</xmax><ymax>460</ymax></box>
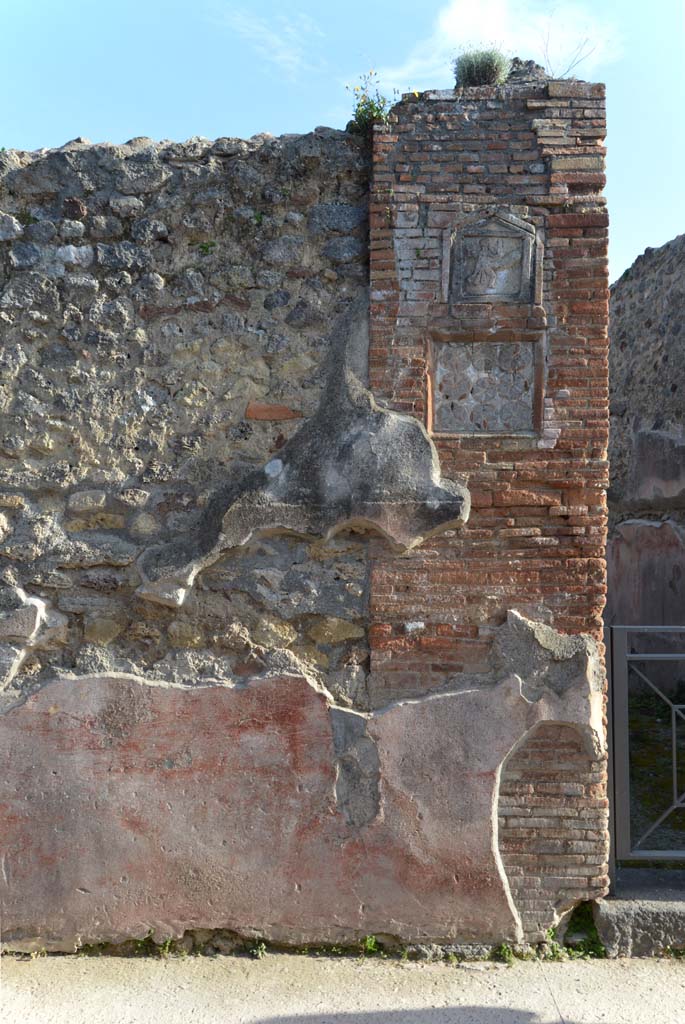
<box><xmin>136</xmin><ymin>291</ymin><xmax>470</xmax><ymax>607</ymax></box>
<box><xmin>493</xmin><ymin>610</ymin><xmax>604</xmax><ymax>704</ymax></box>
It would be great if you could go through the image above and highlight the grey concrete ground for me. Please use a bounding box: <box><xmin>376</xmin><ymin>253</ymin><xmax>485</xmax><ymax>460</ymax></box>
<box><xmin>1</xmin><ymin>953</ymin><xmax>683</xmax><ymax>1024</ymax></box>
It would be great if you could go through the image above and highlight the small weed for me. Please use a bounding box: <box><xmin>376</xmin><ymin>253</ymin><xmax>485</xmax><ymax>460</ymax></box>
<box><xmin>253</xmin><ymin>212</ymin><xmax>264</xmax><ymax>226</ymax></box>
<box><xmin>29</xmin><ymin>948</ymin><xmax>47</xmax><ymax>959</ymax></box>
<box><xmin>196</xmin><ymin>241</ymin><xmax>216</xmax><ymax>255</ymax></box>
<box><xmin>665</xmin><ymin>946</ymin><xmax>685</xmax><ymax>958</ymax></box>
<box><xmin>17</xmin><ymin>210</ymin><xmax>38</xmax><ymax>226</ymax></box>
<box><xmin>399</xmin><ymin>947</ymin><xmax>409</xmax><ymax>962</ymax></box>
<box><xmin>158</xmin><ymin>937</ymin><xmax>173</xmax><ymax>958</ymax></box>
<box><xmin>77</xmin><ymin>943</ymin><xmax>104</xmax><ymax>957</ymax></box>
<box><xmin>134</xmin><ymin>930</ymin><xmax>158</xmax><ymax>956</ymax></box>
<box><xmin>362</xmin><ymin>934</ymin><xmax>379</xmax><ymax>956</ymax></box>
<box><xmin>250</xmin><ymin>940</ymin><xmax>267</xmax><ymax>960</ymax></box>
<box><xmin>562</xmin><ymin>902</ymin><xmax>606</xmax><ymax>959</ymax></box>
<box><xmin>454</xmin><ymin>48</ymin><xmax>510</xmax><ymax>88</ymax></box>
<box><xmin>491</xmin><ymin>942</ymin><xmax>515</xmax><ymax>966</ymax></box>
<box><xmin>541</xmin><ymin>929</ymin><xmax>565</xmax><ymax>961</ymax></box>
<box><xmin>347</xmin><ymin>70</ymin><xmax>398</xmax><ymax>134</ymax></box>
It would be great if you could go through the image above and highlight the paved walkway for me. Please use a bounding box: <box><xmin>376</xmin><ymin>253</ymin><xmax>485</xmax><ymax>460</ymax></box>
<box><xmin>2</xmin><ymin>953</ymin><xmax>683</xmax><ymax>1024</ymax></box>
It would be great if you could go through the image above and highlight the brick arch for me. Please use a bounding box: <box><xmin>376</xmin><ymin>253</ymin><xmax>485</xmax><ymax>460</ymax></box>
<box><xmin>497</xmin><ymin>722</ymin><xmax>609</xmax><ymax>943</ymax></box>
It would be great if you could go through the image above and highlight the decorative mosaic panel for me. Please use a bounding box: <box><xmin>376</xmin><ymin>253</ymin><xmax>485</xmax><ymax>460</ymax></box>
<box><xmin>432</xmin><ymin>341</ymin><xmax>535</xmax><ymax>434</ymax></box>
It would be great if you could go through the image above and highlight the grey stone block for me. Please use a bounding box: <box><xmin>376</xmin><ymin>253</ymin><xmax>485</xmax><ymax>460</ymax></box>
<box><xmin>594</xmin><ymin>897</ymin><xmax>685</xmax><ymax>957</ymax></box>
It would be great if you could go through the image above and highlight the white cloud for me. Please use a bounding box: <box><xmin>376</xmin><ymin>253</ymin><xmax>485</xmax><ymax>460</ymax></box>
<box><xmin>211</xmin><ymin>6</ymin><xmax>326</xmax><ymax>78</ymax></box>
<box><xmin>373</xmin><ymin>0</ymin><xmax>622</xmax><ymax>94</ymax></box>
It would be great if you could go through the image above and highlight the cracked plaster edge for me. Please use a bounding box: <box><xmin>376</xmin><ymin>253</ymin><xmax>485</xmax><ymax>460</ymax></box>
<box><xmin>491</xmin><ymin>755</ymin><xmax>525</xmax><ymax>945</ymax></box>
<box><xmin>0</xmin><ymin>662</ymin><xmax>500</xmax><ymax>720</ymax></box>
<box><xmin>0</xmin><ymin>643</ymin><xmax>605</xmax><ymax>740</ymax></box>
<box><xmin>0</xmin><ymin>665</ymin><xmax>337</xmax><ymax>716</ymax></box>
<box><xmin>0</xmin><ymin>611</ymin><xmax>606</xmax><ymax>759</ymax></box>
<box><xmin>0</xmin><ymin>627</ymin><xmax>605</xmax><ymax>951</ymax></box>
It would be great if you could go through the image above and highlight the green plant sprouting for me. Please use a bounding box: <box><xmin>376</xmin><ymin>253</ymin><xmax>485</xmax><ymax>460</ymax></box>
<box><xmin>347</xmin><ymin>71</ymin><xmax>398</xmax><ymax>134</ymax></box>
<box><xmin>561</xmin><ymin>902</ymin><xmax>606</xmax><ymax>959</ymax></box>
<box><xmin>454</xmin><ymin>48</ymin><xmax>510</xmax><ymax>88</ymax></box>
<box><xmin>491</xmin><ymin>942</ymin><xmax>515</xmax><ymax>965</ymax></box>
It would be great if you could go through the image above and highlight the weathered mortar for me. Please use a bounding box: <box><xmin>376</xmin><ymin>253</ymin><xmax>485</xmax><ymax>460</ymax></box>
<box><xmin>0</xmin><ymin>68</ymin><xmax>610</xmax><ymax>950</ymax></box>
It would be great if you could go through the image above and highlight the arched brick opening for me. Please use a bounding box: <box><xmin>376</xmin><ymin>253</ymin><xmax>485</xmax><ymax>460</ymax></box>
<box><xmin>498</xmin><ymin>723</ymin><xmax>609</xmax><ymax>943</ymax></box>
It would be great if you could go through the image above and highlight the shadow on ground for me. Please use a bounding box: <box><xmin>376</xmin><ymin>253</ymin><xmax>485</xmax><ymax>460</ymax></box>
<box><xmin>254</xmin><ymin>1010</ymin><xmax>611</xmax><ymax>1023</ymax></box>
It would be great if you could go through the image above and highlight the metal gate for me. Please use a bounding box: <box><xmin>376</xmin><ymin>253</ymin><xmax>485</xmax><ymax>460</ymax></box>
<box><xmin>608</xmin><ymin>626</ymin><xmax>685</xmax><ymax>862</ymax></box>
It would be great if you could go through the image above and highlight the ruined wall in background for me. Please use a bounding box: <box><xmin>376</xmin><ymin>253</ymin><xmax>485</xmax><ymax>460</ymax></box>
<box><xmin>606</xmin><ymin>234</ymin><xmax>685</xmax><ymax>625</ymax></box>
<box><xmin>1</xmin><ymin>72</ymin><xmax>610</xmax><ymax>953</ymax></box>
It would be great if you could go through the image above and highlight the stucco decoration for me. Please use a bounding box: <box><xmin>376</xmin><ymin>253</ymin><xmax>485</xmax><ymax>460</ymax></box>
<box><xmin>136</xmin><ymin>293</ymin><xmax>470</xmax><ymax>607</ymax></box>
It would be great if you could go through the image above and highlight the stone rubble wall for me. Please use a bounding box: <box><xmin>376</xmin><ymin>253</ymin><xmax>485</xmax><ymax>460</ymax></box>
<box><xmin>0</xmin><ymin>129</ymin><xmax>373</xmax><ymax>703</ymax></box>
<box><xmin>606</xmin><ymin>234</ymin><xmax>685</xmax><ymax>625</ymax></box>
<box><xmin>0</xmin><ymin>75</ymin><xmax>610</xmax><ymax>952</ymax></box>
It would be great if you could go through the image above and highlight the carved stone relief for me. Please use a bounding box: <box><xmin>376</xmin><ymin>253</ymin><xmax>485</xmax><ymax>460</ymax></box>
<box><xmin>448</xmin><ymin>211</ymin><xmax>537</xmax><ymax>305</ymax></box>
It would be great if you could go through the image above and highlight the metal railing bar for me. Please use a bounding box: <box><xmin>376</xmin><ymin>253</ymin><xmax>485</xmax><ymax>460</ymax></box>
<box><xmin>622</xmin><ymin>849</ymin><xmax>685</xmax><ymax>861</ymax></box>
<box><xmin>612</xmin><ymin>628</ymin><xmax>632</xmax><ymax>859</ymax></box>
<box><xmin>626</xmin><ymin>654</ymin><xmax>685</xmax><ymax>662</ymax></box>
<box><xmin>634</xmin><ymin>801</ymin><xmax>678</xmax><ymax>850</ymax></box>
<box><xmin>674</xmin><ymin>707</ymin><xmax>678</xmax><ymax>804</ymax></box>
<box><xmin>629</xmin><ymin>665</ymin><xmax>674</xmax><ymax>708</ymax></box>
<box><xmin>606</xmin><ymin>625</ymin><xmax>617</xmax><ymax>893</ymax></box>
<box><xmin>612</xmin><ymin>626</ymin><xmax>685</xmax><ymax>631</ymax></box>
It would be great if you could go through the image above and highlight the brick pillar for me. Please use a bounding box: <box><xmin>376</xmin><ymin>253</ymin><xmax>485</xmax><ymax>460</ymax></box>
<box><xmin>369</xmin><ymin>76</ymin><xmax>608</xmax><ymax>701</ymax></box>
<box><xmin>368</xmin><ymin>76</ymin><xmax>609</xmax><ymax>937</ymax></box>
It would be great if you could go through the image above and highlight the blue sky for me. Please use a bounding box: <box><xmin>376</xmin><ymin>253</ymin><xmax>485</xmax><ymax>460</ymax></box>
<box><xmin>1</xmin><ymin>0</ymin><xmax>683</xmax><ymax>281</ymax></box>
